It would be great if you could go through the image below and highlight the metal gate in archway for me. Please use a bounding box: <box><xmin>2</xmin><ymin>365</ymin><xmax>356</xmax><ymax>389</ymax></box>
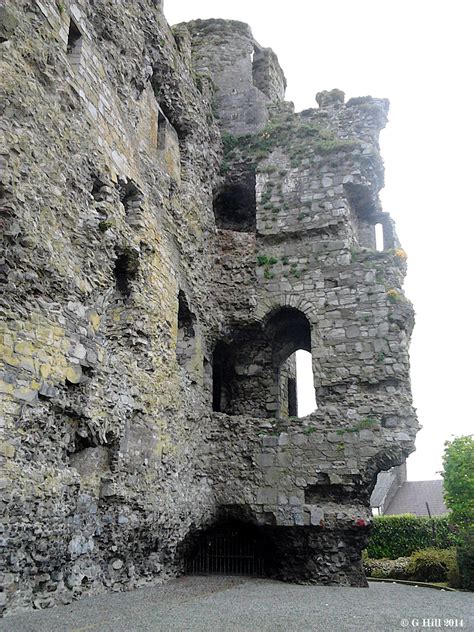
<box><xmin>186</xmin><ymin>526</ymin><xmax>265</xmax><ymax>577</ymax></box>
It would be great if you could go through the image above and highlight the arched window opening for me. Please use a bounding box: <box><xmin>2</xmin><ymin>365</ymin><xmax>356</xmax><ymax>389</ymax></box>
<box><xmin>177</xmin><ymin>291</ymin><xmax>196</xmax><ymax>368</ymax></box>
<box><xmin>375</xmin><ymin>222</ymin><xmax>384</xmax><ymax>251</ymax></box>
<box><xmin>295</xmin><ymin>350</ymin><xmax>317</xmax><ymax>416</ymax></box>
<box><xmin>266</xmin><ymin>308</ymin><xmax>317</xmax><ymax>418</ymax></box>
<box><xmin>210</xmin><ymin>309</ymin><xmax>317</xmax><ymax>419</ymax></box>
<box><xmin>213</xmin><ymin>169</ymin><xmax>256</xmax><ymax>232</ymax></box>
<box><xmin>212</xmin><ymin>342</ymin><xmax>234</xmax><ymax>412</ymax></box>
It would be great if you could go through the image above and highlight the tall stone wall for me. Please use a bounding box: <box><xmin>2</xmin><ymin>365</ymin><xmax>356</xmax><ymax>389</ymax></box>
<box><xmin>1</xmin><ymin>5</ymin><xmax>417</xmax><ymax>615</ymax></box>
<box><xmin>0</xmin><ymin>0</ymin><xmax>223</xmax><ymax>613</ymax></box>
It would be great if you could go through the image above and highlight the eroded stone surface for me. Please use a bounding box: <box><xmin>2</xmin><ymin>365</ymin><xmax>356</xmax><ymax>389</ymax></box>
<box><xmin>0</xmin><ymin>2</ymin><xmax>417</xmax><ymax>614</ymax></box>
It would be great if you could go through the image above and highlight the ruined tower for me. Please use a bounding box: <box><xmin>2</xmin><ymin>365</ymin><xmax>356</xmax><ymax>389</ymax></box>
<box><xmin>0</xmin><ymin>2</ymin><xmax>417</xmax><ymax>613</ymax></box>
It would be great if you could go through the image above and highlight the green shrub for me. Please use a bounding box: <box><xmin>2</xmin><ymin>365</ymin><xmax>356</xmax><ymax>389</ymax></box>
<box><xmin>367</xmin><ymin>514</ymin><xmax>458</xmax><ymax>559</ymax></box>
<box><xmin>407</xmin><ymin>548</ymin><xmax>458</xmax><ymax>584</ymax></box>
<box><xmin>457</xmin><ymin>532</ymin><xmax>474</xmax><ymax>590</ymax></box>
<box><xmin>363</xmin><ymin>556</ymin><xmax>411</xmax><ymax>580</ymax></box>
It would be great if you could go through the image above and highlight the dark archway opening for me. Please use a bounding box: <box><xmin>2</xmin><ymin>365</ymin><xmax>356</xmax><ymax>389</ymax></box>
<box><xmin>210</xmin><ymin>309</ymin><xmax>317</xmax><ymax>418</ymax></box>
<box><xmin>213</xmin><ymin>169</ymin><xmax>256</xmax><ymax>232</ymax></box>
<box><xmin>185</xmin><ymin>520</ymin><xmax>271</xmax><ymax>577</ymax></box>
<box><xmin>267</xmin><ymin>308</ymin><xmax>316</xmax><ymax>418</ymax></box>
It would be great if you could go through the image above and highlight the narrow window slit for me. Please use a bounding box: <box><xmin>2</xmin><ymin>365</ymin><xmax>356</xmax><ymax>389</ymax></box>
<box><xmin>177</xmin><ymin>291</ymin><xmax>196</xmax><ymax>368</ymax></box>
<box><xmin>375</xmin><ymin>222</ymin><xmax>384</xmax><ymax>251</ymax></box>
<box><xmin>67</xmin><ymin>17</ymin><xmax>83</xmax><ymax>64</ymax></box>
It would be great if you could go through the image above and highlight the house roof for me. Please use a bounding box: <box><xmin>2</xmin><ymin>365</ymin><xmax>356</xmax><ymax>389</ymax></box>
<box><xmin>384</xmin><ymin>480</ymin><xmax>448</xmax><ymax>517</ymax></box>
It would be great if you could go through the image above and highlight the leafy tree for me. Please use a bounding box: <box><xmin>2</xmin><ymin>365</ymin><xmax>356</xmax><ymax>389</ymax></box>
<box><xmin>442</xmin><ymin>435</ymin><xmax>474</xmax><ymax>530</ymax></box>
<box><xmin>442</xmin><ymin>435</ymin><xmax>474</xmax><ymax>590</ymax></box>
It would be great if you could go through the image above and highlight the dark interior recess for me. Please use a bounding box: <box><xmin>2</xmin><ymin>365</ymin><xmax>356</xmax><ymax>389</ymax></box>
<box><xmin>213</xmin><ymin>170</ymin><xmax>257</xmax><ymax>232</ymax></box>
<box><xmin>178</xmin><ymin>291</ymin><xmax>195</xmax><ymax>338</ymax></box>
<box><xmin>212</xmin><ymin>342</ymin><xmax>234</xmax><ymax>413</ymax></box>
<box><xmin>114</xmin><ymin>254</ymin><xmax>131</xmax><ymax>297</ymax></box>
<box><xmin>305</xmin><ymin>483</ymin><xmax>350</xmax><ymax>504</ymax></box>
<box><xmin>287</xmin><ymin>377</ymin><xmax>297</xmax><ymax>417</ymax></box>
<box><xmin>185</xmin><ymin>522</ymin><xmax>269</xmax><ymax>577</ymax></box>
<box><xmin>72</xmin><ymin>432</ymin><xmax>96</xmax><ymax>454</ymax></box>
<box><xmin>344</xmin><ymin>182</ymin><xmax>377</xmax><ymax>219</ymax></box>
<box><xmin>67</xmin><ymin>18</ymin><xmax>82</xmax><ymax>55</ymax></box>
<box><xmin>118</xmin><ymin>179</ymin><xmax>143</xmax><ymax>215</ymax></box>
<box><xmin>114</xmin><ymin>249</ymin><xmax>139</xmax><ymax>298</ymax></box>
<box><xmin>266</xmin><ymin>307</ymin><xmax>311</xmax><ymax>368</ymax></box>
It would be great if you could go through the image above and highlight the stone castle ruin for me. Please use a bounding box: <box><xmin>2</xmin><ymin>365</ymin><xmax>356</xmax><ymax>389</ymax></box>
<box><xmin>0</xmin><ymin>1</ymin><xmax>418</xmax><ymax>613</ymax></box>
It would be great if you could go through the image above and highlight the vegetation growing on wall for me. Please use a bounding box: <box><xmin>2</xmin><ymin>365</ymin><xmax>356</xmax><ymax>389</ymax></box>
<box><xmin>221</xmin><ymin>111</ymin><xmax>360</xmax><ymax>169</ymax></box>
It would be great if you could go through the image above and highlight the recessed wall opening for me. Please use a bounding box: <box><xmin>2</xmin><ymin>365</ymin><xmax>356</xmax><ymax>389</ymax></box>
<box><xmin>212</xmin><ymin>342</ymin><xmax>234</xmax><ymax>412</ymax></box>
<box><xmin>177</xmin><ymin>291</ymin><xmax>196</xmax><ymax>368</ymax></box>
<box><xmin>150</xmin><ymin>76</ymin><xmax>190</xmax><ymax>141</ymax></box>
<box><xmin>117</xmin><ymin>178</ymin><xmax>143</xmax><ymax>218</ymax></box>
<box><xmin>345</xmin><ymin>182</ymin><xmax>379</xmax><ymax>250</ymax></box>
<box><xmin>210</xmin><ymin>309</ymin><xmax>318</xmax><ymax>419</ymax></box>
<box><xmin>157</xmin><ymin>111</ymin><xmax>168</xmax><ymax>150</ymax></box>
<box><xmin>67</xmin><ymin>17</ymin><xmax>83</xmax><ymax>61</ymax></box>
<box><xmin>287</xmin><ymin>376</ymin><xmax>297</xmax><ymax>417</ymax></box>
<box><xmin>304</xmin><ymin>473</ymin><xmax>354</xmax><ymax>505</ymax></box>
<box><xmin>375</xmin><ymin>222</ymin><xmax>384</xmax><ymax>251</ymax></box>
<box><xmin>91</xmin><ymin>177</ymin><xmax>108</xmax><ymax>202</ymax></box>
<box><xmin>267</xmin><ymin>308</ymin><xmax>317</xmax><ymax>418</ymax></box>
<box><xmin>213</xmin><ymin>170</ymin><xmax>257</xmax><ymax>232</ymax></box>
<box><xmin>72</xmin><ymin>431</ymin><xmax>96</xmax><ymax>455</ymax></box>
<box><xmin>295</xmin><ymin>350</ymin><xmax>317</xmax><ymax>417</ymax></box>
<box><xmin>185</xmin><ymin>521</ymin><xmax>270</xmax><ymax>577</ymax></box>
<box><xmin>114</xmin><ymin>249</ymin><xmax>139</xmax><ymax>299</ymax></box>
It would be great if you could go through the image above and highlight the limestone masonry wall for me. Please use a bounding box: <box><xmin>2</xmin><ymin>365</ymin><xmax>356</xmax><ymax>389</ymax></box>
<box><xmin>0</xmin><ymin>2</ymin><xmax>418</xmax><ymax>614</ymax></box>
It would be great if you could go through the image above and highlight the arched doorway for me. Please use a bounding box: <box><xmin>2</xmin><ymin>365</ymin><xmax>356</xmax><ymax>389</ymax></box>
<box><xmin>211</xmin><ymin>307</ymin><xmax>317</xmax><ymax>418</ymax></box>
<box><xmin>186</xmin><ymin>521</ymin><xmax>268</xmax><ymax>577</ymax></box>
<box><xmin>266</xmin><ymin>307</ymin><xmax>317</xmax><ymax>418</ymax></box>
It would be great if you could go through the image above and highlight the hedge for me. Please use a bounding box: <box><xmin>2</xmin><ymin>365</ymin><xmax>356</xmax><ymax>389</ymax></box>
<box><xmin>367</xmin><ymin>514</ymin><xmax>459</xmax><ymax>559</ymax></box>
<box><xmin>364</xmin><ymin>548</ymin><xmax>460</xmax><ymax>586</ymax></box>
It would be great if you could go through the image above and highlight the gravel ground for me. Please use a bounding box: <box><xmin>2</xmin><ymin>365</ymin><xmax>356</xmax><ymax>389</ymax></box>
<box><xmin>2</xmin><ymin>576</ymin><xmax>472</xmax><ymax>632</ymax></box>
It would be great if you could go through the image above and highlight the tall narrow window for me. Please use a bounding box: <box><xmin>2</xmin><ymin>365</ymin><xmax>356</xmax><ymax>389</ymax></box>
<box><xmin>157</xmin><ymin>111</ymin><xmax>168</xmax><ymax>150</ymax></box>
<box><xmin>267</xmin><ymin>308</ymin><xmax>317</xmax><ymax>418</ymax></box>
<box><xmin>212</xmin><ymin>342</ymin><xmax>234</xmax><ymax>413</ymax></box>
<box><xmin>287</xmin><ymin>377</ymin><xmax>297</xmax><ymax>417</ymax></box>
<box><xmin>67</xmin><ymin>17</ymin><xmax>83</xmax><ymax>65</ymax></box>
<box><xmin>295</xmin><ymin>350</ymin><xmax>317</xmax><ymax>416</ymax></box>
<box><xmin>375</xmin><ymin>222</ymin><xmax>384</xmax><ymax>251</ymax></box>
<box><xmin>177</xmin><ymin>291</ymin><xmax>196</xmax><ymax>368</ymax></box>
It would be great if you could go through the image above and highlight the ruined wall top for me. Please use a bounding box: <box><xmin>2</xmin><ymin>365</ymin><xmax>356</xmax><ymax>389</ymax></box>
<box><xmin>182</xmin><ymin>18</ymin><xmax>287</xmax><ymax>136</ymax></box>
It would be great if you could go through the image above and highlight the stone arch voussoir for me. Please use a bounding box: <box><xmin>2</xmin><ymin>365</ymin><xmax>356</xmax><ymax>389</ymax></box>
<box><xmin>254</xmin><ymin>294</ymin><xmax>316</xmax><ymax>324</ymax></box>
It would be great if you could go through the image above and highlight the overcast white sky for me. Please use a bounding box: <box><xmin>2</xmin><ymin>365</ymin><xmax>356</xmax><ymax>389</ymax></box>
<box><xmin>165</xmin><ymin>1</ymin><xmax>474</xmax><ymax>480</ymax></box>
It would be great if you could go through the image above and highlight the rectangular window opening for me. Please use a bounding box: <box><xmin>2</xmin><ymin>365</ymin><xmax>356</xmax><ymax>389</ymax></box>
<box><xmin>375</xmin><ymin>222</ymin><xmax>384</xmax><ymax>251</ymax></box>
